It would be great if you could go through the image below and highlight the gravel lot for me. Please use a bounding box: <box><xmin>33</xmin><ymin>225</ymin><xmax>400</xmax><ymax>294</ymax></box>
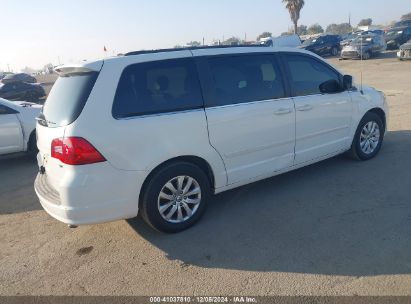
<box><xmin>1</xmin><ymin>52</ymin><xmax>410</xmax><ymax>296</ymax></box>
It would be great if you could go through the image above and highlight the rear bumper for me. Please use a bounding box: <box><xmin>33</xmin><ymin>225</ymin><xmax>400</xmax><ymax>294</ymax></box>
<box><xmin>34</xmin><ymin>163</ymin><xmax>148</xmax><ymax>225</ymax></box>
<box><xmin>397</xmin><ymin>49</ymin><xmax>411</xmax><ymax>60</ymax></box>
<box><xmin>341</xmin><ymin>51</ymin><xmax>361</xmax><ymax>59</ymax></box>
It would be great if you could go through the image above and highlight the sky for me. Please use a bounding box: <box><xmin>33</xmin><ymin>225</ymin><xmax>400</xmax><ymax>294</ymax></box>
<box><xmin>0</xmin><ymin>0</ymin><xmax>409</xmax><ymax>71</ymax></box>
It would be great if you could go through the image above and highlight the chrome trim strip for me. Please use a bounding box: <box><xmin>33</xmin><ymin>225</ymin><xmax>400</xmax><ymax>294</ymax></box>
<box><xmin>117</xmin><ymin>108</ymin><xmax>204</xmax><ymax>120</ymax></box>
<box><xmin>205</xmin><ymin>97</ymin><xmax>294</xmax><ymax>110</ymax></box>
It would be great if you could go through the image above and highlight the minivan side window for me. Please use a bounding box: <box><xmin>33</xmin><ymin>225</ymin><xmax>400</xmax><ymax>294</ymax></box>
<box><xmin>283</xmin><ymin>54</ymin><xmax>341</xmax><ymax>97</ymax></box>
<box><xmin>206</xmin><ymin>54</ymin><xmax>285</xmax><ymax>107</ymax></box>
<box><xmin>112</xmin><ymin>59</ymin><xmax>203</xmax><ymax>118</ymax></box>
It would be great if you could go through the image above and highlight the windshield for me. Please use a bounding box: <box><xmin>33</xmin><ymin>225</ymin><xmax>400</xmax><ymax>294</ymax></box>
<box><xmin>352</xmin><ymin>37</ymin><xmax>373</xmax><ymax>45</ymax></box>
<box><xmin>42</xmin><ymin>72</ymin><xmax>98</xmax><ymax>128</ymax></box>
<box><xmin>302</xmin><ymin>38</ymin><xmax>318</xmax><ymax>46</ymax></box>
<box><xmin>345</xmin><ymin>33</ymin><xmax>357</xmax><ymax>40</ymax></box>
<box><xmin>394</xmin><ymin>21</ymin><xmax>411</xmax><ymax>27</ymax></box>
<box><xmin>386</xmin><ymin>30</ymin><xmax>403</xmax><ymax>37</ymax></box>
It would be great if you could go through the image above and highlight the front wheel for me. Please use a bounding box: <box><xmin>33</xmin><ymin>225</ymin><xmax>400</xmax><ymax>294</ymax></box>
<box><xmin>349</xmin><ymin>112</ymin><xmax>384</xmax><ymax>161</ymax></box>
<box><xmin>140</xmin><ymin>162</ymin><xmax>211</xmax><ymax>233</ymax></box>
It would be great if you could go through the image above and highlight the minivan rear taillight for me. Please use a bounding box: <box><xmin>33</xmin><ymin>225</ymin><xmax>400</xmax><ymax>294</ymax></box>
<box><xmin>51</xmin><ymin>137</ymin><xmax>106</xmax><ymax>165</ymax></box>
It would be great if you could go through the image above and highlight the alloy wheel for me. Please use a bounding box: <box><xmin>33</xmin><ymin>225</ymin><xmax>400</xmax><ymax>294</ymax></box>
<box><xmin>360</xmin><ymin>121</ymin><xmax>380</xmax><ymax>154</ymax></box>
<box><xmin>157</xmin><ymin>176</ymin><xmax>202</xmax><ymax>224</ymax></box>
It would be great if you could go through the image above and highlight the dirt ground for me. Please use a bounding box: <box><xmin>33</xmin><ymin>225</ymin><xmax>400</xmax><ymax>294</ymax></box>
<box><xmin>0</xmin><ymin>52</ymin><xmax>410</xmax><ymax>296</ymax></box>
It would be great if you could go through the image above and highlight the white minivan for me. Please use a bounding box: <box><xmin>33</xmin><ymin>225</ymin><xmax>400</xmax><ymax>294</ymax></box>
<box><xmin>35</xmin><ymin>46</ymin><xmax>388</xmax><ymax>233</ymax></box>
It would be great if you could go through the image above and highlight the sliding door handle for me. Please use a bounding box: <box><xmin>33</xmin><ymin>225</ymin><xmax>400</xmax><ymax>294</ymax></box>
<box><xmin>297</xmin><ymin>104</ymin><xmax>313</xmax><ymax>112</ymax></box>
<box><xmin>274</xmin><ymin>108</ymin><xmax>292</xmax><ymax>115</ymax></box>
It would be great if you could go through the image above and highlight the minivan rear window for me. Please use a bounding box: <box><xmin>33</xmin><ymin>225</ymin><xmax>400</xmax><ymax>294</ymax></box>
<box><xmin>42</xmin><ymin>72</ymin><xmax>98</xmax><ymax>128</ymax></box>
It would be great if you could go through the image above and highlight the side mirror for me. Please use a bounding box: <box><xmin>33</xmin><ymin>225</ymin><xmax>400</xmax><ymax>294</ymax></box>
<box><xmin>319</xmin><ymin>79</ymin><xmax>342</xmax><ymax>94</ymax></box>
<box><xmin>343</xmin><ymin>75</ymin><xmax>353</xmax><ymax>90</ymax></box>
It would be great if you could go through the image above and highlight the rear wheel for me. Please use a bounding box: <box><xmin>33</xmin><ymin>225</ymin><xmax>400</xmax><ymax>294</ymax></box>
<box><xmin>331</xmin><ymin>47</ymin><xmax>339</xmax><ymax>56</ymax></box>
<box><xmin>28</xmin><ymin>131</ymin><xmax>38</xmax><ymax>155</ymax></box>
<box><xmin>362</xmin><ymin>51</ymin><xmax>371</xmax><ymax>60</ymax></box>
<box><xmin>140</xmin><ymin>162</ymin><xmax>211</xmax><ymax>233</ymax></box>
<box><xmin>349</xmin><ymin>112</ymin><xmax>384</xmax><ymax>161</ymax></box>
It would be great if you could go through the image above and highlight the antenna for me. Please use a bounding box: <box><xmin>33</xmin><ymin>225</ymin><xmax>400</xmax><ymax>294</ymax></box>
<box><xmin>360</xmin><ymin>36</ymin><xmax>364</xmax><ymax>94</ymax></box>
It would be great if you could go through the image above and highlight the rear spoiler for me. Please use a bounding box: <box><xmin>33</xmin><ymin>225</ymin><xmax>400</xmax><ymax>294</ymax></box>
<box><xmin>54</xmin><ymin>61</ymin><xmax>103</xmax><ymax>76</ymax></box>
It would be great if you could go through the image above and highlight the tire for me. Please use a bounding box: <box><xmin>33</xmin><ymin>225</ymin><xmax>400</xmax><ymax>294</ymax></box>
<box><xmin>331</xmin><ymin>47</ymin><xmax>339</xmax><ymax>56</ymax></box>
<box><xmin>349</xmin><ymin>112</ymin><xmax>384</xmax><ymax>161</ymax></box>
<box><xmin>140</xmin><ymin>161</ymin><xmax>211</xmax><ymax>233</ymax></box>
<box><xmin>28</xmin><ymin>131</ymin><xmax>38</xmax><ymax>155</ymax></box>
<box><xmin>362</xmin><ymin>51</ymin><xmax>371</xmax><ymax>60</ymax></box>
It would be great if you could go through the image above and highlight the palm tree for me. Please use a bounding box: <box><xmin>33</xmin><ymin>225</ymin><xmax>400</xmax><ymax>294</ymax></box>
<box><xmin>282</xmin><ymin>0</ymin><xmax>305</xmax><ymax>35</ymax></box>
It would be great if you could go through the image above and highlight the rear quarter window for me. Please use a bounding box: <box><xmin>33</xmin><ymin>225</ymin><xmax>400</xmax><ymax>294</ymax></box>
<box><xmin>42</xmin><ymin>72</ymin><xmax>98</xmax><ymax>128</ymax></box>
<box><xmin>112</xmin><ymin>58</ymin><xmax>203</xmax><ymax>118</ymax></box>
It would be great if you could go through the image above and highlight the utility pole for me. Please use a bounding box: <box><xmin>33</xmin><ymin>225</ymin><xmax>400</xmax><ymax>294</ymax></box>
<box><xmin>349</xmin><ymin>12</ymin><xmax>351</xmax><ymax>27</ymax></box>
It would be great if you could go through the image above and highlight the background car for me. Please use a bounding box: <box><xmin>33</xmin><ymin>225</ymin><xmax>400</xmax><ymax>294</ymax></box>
<box><xmin>340</xmin><ymin>30</ymin><xmax>385</xmax><ymax>47</ymax></box>
<box><xmin>367</xmin><ymin>29</ymin><xmax>385</xmax><ymax>36</ymax></box>
<box><xmin>0</xmin><ymin>72</ymin><xmax>14</xmax><ymax>80</ymax></box>
<box><xmin>341</xmin><ymin>34</ymin><xmax>387</xmax><ymax>60</ymax></box>
<box><xmin>397</xmin><ymin>39</ymin><xmax>411</xmax><ymax>60</ymax></box>
<box><xmin>0</xmin><ymin>82</ymin><xmax>46</xmax><ymax>102</ymax></box>
<box><xmin>0</xmin><ymin>98</ymin><xmax>41</xmax><ymax>156</ymax></box>
<box><xmin>300</xmin><ymin>34</ymin><xmax>341</xmax><ymax>57</ymax></box>
<box><xmin>393</xmin><ymin>19</ymin><xmax>411</xmax><ymax>28</ymax></box>
<box><xmin>260</xmin><ymin>34</ymin><xmax>301</xmax><ymax>47</ymax></box>
<box><xmin>340</xmin><ymin>32</ymin><xmax>362</xmax><ymax>47</ymax></box>
<box><xmin>385</xmin><ymin>26</ymin><xmax>411</xmax><ymax>49</ymax></box>
<box><xmin>1</xmin><ymin>73</ymin><xmax>37</xmax><ymax>84</ymax></box>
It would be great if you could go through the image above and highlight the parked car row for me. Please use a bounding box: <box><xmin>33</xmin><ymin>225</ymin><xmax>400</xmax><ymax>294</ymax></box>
<box><xmin>258</xmin><ymin>21</ymin><xmax>411</xmax><ymax>62</ymax></box>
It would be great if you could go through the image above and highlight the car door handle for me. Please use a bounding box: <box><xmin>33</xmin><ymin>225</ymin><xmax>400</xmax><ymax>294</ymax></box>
<box><xmin>296</xmin><ymin>104</ymin><xmax>313</xmax><ymax>112</ymax></box>
<box><xmin>274</xmin><ymin>108</ymin><xmax>292</xmax><ymax>115</ymax></box>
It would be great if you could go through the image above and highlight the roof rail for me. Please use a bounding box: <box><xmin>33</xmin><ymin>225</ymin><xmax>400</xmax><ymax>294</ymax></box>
<box><xmin>124</xmin><ymin>44</ymin><xmax>266</xmax><ymax>56</ymax></box>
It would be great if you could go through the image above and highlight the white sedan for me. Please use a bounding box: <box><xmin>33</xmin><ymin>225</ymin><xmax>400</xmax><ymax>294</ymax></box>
<box><xmin>0</xmin><ymin>98</ymin><xmax>41</xmax><ymax>156</ymax></box>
